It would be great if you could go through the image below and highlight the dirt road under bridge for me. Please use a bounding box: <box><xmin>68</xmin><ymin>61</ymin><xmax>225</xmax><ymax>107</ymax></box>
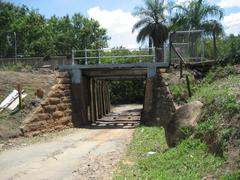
<box><xmin>0</xmin><ymin>104</ymin><xmax>142</xmax><ymax>180</ymax></box>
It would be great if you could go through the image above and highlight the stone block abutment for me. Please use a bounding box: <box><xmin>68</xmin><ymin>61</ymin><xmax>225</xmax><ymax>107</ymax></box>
<box><xmin>21</xmin><ymin>63</ymin><xmax>176</xmax><ymax>136</ymax></box>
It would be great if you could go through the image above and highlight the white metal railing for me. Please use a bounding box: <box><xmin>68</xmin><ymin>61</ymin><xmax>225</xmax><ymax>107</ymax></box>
<box><xmin>71</xmin><ymin>47</ymin><xmax>163</xmax><ymax>65</ymax></box>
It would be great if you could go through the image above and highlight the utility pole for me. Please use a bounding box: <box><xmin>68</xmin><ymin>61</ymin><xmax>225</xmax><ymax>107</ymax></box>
<box><xmin>14</xmin><ymin>32</ymin><xmax>17</xmax><ymax>60</ymax></box>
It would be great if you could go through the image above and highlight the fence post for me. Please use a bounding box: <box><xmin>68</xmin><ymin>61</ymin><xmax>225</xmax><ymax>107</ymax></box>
<box><xmin>72</xmin><ymin>50</ymin><xmax>75</xmax><ymax>65</ymax></box>
<box><xmin>112</xmin><ymin>51</ymin><xmax>114</xmax><ymax>64</ymax></box>
<box><xmin>180</xmin><ymin>60</ymin><xmax>183</xmax><ymax>78</ymax></box>
<box><xmin>169</xmin><ymin>33</ymin><xmax>172</xmax><ymax>65</ymax></box>
<box><xmin>186</xmin><ymin>75</ymin><xmax>192</xmax><ymax>97</ymax></box>
<box><xmin>98</xmin><ymin>49</ymin><xmax>101</xmax><ymax>64</ymax></box>
<box><xmin>84</xmin><ymin>49</ymin><xmax>88</xmax><ymax>65</ymax></box>
<box><xmin>153</xmin><ymin>47</ymin><xmax>156</xmax><ymax>63</ymax></box>
<box><xmin>17</xmin><ymin>84</ymin><xmax>22</xmax><ymax>110</ymax></box>
<box><xmin>139</xmin><ymin>48</ymin><xmax>142</xmax><ymax>63</ymax></box>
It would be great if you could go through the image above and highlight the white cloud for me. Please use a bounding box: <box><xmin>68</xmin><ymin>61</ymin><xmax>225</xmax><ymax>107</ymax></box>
<box><xmin>87</xmin><ymin>7</ymin><xmax>140</xmax><ymax>48</ymax></box>
<box><xmin>223</xmin><ymin>12</ymin><xmax>240</xmax><ymax>35</ymax></box>
<box><xmin>218</xmin><ymin>0</ymin><xmax>240</xmax><ymax>8</ymax></box>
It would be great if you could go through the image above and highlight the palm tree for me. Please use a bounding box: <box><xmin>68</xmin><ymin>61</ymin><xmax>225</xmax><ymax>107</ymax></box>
<box><xmin>202</xmin><ymin>20</ymin><xmax>224</xmax><ymax>58</ymax></box>
<box><xmin>172</xmin><ymin>0</ymin><xmax>223</xmax><ymax>58</ymax></box>
<box><xmin>132</xmin><ymin>0</ymin><xmax>169</xmax><ymax>62</ymax></box>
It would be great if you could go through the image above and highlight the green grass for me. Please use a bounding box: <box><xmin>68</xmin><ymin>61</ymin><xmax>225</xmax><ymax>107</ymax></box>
<box><xmin>220</xmin><ymin>171</ymin><xmax>240</xmax><ymax>180</ymax></box>
<box><xmin>114</xmin><ymin>126</ymin><xmax>224</xmax><ymax>180</ymax></box>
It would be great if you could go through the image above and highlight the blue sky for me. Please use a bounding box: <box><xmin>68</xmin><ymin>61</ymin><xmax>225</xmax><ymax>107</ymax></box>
<box><xmin>7</xmin><ymin>0</ymin><xmax>240</xmax><ymax>48</ymax></box>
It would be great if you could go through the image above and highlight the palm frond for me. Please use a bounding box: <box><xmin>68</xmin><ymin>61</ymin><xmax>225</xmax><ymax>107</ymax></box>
<box><xmin>132</xmin><ymin>17</ymin><xmax>152</xmax><ymax>33</ymax></box>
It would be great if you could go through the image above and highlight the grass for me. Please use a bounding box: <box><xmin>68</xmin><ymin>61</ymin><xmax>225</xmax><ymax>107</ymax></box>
<box><xmin>114</xmin><ymin>65</ymin><xmax>240</xmax><ymax>179</ymax></box>
<box><xmin>0</xmin><ymin>63</ymin><xmax>32</xmax><ymax>72</ymax></box>
<box><xmin>114</xmin><ymin>126</ymin><xmax>224</xmax><ymax>180</ymax></box>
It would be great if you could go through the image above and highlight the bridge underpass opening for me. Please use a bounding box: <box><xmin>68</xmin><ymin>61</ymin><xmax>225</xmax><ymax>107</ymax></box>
<box><xmin>90</xmin><ymin>79</ymin><xmax>145</xmax><ymax>129</ymax></box>
<box><xmin>86</xmin><ymin>77</ymin><xmax>146</xmax><ymax>129</ymax></box>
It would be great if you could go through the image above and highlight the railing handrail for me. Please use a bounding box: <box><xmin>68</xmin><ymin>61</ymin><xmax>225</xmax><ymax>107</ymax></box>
<box><xmin>72</xmin><ymin>47</ymin><xmax>162</xmax><ymax>53</ymax></box>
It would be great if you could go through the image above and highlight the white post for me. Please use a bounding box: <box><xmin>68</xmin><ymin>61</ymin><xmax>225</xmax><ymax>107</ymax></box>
<box><xmin>98</xmin><ymin>49</ymin><xmax>101</xmax><ymax>64</ymax></box>
<box><xmin>85</xmin><ymin>49</ymin><xmax>88</xmax><ymax>65</ymax></box>
<box><xmin>139</xmin><ymin>48</ymin><xmax>142</xmax><ymax>63</ymax></box>
<box><xmin>112</xmin><ymin>51</ymin><xmax>114</xmax><ymax>64</ymax></box>
<box><xmin>72</xmin><ymin>50</ymin><xmax>75</xmax><ymax>65</ymax></box>
<box><xmin>14</xmin><ymin>32</ymin><xmax>17</xmax><ymax>61</ymax></box>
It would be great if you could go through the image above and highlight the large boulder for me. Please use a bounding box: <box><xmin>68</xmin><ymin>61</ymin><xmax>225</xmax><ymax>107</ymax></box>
<box><xmin>165</xmin><ymin>101</ymin><xmax>203</xmax><ymax>147</ymax></box>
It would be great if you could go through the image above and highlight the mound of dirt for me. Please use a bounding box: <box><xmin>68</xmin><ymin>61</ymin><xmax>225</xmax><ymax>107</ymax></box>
<box><xmin>0</xmin><ymin>71</ymin><xmax>56</xmax><ymax>140</ymax></box>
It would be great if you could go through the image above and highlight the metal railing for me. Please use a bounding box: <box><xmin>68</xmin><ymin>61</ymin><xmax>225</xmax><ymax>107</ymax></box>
<box><xmin>71</xmin><ymin>47</ymin><xmax>163</xmax><ymax>65</ymax></box>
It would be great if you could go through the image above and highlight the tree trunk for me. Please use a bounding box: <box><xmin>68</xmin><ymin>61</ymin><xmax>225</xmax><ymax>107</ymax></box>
<box><xmin>148</xmin><ymin>37</ymin><xmax>153</xmax><ymax>55</ymax></box>
<box><xmin>154</xmin><ymin>42</ymin><xmax>164</xmax><ymax>62</ymax></box>
<box><xmin>213</xmin><ymin>31</ymin><xmax>217</xmax><ymax>59</ymax></box>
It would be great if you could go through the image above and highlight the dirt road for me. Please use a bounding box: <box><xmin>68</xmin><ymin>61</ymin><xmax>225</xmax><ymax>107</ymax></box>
<box><xmin>0</xmin><ymin>104</ymin><xmax>142</xmax><ymax>180</ymax></box>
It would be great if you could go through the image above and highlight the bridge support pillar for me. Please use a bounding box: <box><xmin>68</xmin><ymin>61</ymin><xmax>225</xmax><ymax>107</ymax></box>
<box><xmin>70</xmin><ymin>69</ymin><xmax>92</xmax><ymax>126</ymax></box>
<box><xmin>142</xmin><ymin>74</ymin><xmax>176</xmax><ymax>127</ymax></box>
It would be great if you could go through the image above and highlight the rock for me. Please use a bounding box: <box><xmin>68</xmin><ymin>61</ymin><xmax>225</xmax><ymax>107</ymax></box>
<box><xmin>57</xmin><ymin>103</ymin><xmax>70</xmax><ymax>111</ymax></box>
<box><xmin>53</xmin><ymin>111</ymin><xmax>65</xmax><ymax>119</ymax></box>
<box><xmin>58</xmin><ymin>78</ymin><xmax>70</xmax><ymax>84</ymax></box>
<box><xmin>48</xmin><ymin>90</ymin><xmax>64</xmax><ymax>98</ymax></box>
<box><xmin>165</xmin><ymin>101</ymin><xmax>203</xmax><ymax>147</ymax></box>
<box><xmin>48</xmin><ymin>98</ymin><xmax>60</xmax><ymax>105</ymax></box>
<box><xmin>43</xmin><ymin>105</ymin><xmax>57</xmax><ymax>113</ymax></box>
<box><xmin>56</xmin><ymin>72</ymin><xmax>69</xmax><ymax>78</ymax></box>
<box><xmin>37</xmin><ymin>113</ymin><xmax>51</xmax><ymax>120</ymax></box>
<box><xmin>35</xmin><ymin>88</ymin><xmax>44</xmax><ymax>99</ymax></box>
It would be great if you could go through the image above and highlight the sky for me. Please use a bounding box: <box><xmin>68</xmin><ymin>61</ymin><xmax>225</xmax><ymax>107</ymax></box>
<box><xmin>7</xmin><ymin>0</ymin><xmax>240</xmax><ymax>48</ymax></box>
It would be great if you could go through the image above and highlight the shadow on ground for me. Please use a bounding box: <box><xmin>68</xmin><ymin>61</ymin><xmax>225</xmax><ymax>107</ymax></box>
<box><xmin>86</xmin><ymin>104</ymin><xmax>143</xmax><ymax>129</ymax></box>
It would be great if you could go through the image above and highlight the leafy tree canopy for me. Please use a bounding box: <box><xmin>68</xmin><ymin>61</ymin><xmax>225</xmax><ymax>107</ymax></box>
<box><xmin>0</xmin><ymin>0</ymin><xmax>109</xmax><ymax>57</ymax></box>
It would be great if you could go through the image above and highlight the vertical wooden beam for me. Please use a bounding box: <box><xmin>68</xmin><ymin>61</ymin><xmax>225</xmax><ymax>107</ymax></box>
<box><xmin>96</xmin><ymin>80</ymin><xmax>100</xmax><ymax>119</ymax></box>
<box><xmin>89</xmin><ymin>78</ymin><xmax>94</xmax><ymax>123</ymax></box>
<box><xmin>102</xmin><ymin>81</ymin><xmax>106</xmax><ymax>116</ymax></box>
<box><xmin>93</xmin><ymin>79</ymin><xmax>98</xmax><ymax>121</ymax></box>
<box><xmin>105</xmin><ymin>82</ymin><xmax>109</xmax><ymax>114</ymax></box>
<box><xmin>107</xmin><ymin>82</ymin><xmax>111</xmax><ymax>113</ymax></box>
<box><xmin>98</xmin><ymin>81</ymin><xmax>103</xmax><ymax>118</ymax></box>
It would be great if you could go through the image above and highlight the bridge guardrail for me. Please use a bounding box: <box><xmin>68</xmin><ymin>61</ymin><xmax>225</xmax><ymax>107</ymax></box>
<box><xmin>71</xmin><ymin>47</ymin><xmax>163</xmax><ymax>65</ymax></box>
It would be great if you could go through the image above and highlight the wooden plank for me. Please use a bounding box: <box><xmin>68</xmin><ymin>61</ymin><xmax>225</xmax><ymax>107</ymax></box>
<box><xmin>0</xmin><ymin>90</ymin><xmax>18</xmax><ymax>112</ymax></box>
<box><xmin>8</xmin><ymin>93</ymin><xmax>27</xmax><ymax>111</ymax></box>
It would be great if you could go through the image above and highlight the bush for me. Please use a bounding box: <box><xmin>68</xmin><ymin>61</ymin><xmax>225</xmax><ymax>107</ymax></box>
<box><xmin>109</xmin><ymin>80</ymin><xmax>145</xmax><ymax>105</ymax></box>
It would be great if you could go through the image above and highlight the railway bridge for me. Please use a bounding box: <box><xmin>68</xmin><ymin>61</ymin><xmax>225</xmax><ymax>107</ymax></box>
<box><xmin>59</xmin><ymin>47</ymin><xmax>175</xmax><ymax>127</ymax></box>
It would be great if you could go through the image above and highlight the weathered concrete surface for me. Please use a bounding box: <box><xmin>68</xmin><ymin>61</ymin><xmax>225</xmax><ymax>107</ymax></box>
<box><xmin>141</xmin><ymin>74</ymin><xmax>176</xmax><ymax>127</ymax></box>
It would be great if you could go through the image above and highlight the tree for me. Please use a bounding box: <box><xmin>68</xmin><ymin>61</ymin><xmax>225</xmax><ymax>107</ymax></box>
<box><xmin>172</xmin><ymin>0</ymin><xmax>224</xmax><ymax>58</ymax></box>
<box><xmin>0</xmin><ymin>1</ymin><xmax>109</xmax><ymax>58</ymax></box>
<box><xmin>132</xmin><ymin>0</ymin><xmax>169</xmax><ymax>62</ymax></box>
<box><xmin>202</xmin><ymin>20</ymin><xmax>224</xmax><ymax>58</ymax></box>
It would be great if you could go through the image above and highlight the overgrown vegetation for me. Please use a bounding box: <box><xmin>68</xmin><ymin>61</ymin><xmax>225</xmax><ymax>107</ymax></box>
<box><xmin>114</xmin><ymin>126</ymin><xmax>224</xmax><ymax>179</ymax></box>
<box><xmin>110</xmin><ymin>80</ymin><xmax>145</xmax><ymax>105</ymax></box>
<box><xmin>114</xmin><ymin>65</ymin><xmax>240</xmax><ymax>179</ymax></box>
<box><xmin>167</xmin><ymin>64</ymin><xmax>240</xmax><ymax>176</ymax></box>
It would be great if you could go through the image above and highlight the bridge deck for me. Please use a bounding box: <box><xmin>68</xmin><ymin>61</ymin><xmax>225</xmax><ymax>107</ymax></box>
<box><xmin>60</xmin><ymin>62</ymin><xmax>169</xmax><ymax>70</ymax></box>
